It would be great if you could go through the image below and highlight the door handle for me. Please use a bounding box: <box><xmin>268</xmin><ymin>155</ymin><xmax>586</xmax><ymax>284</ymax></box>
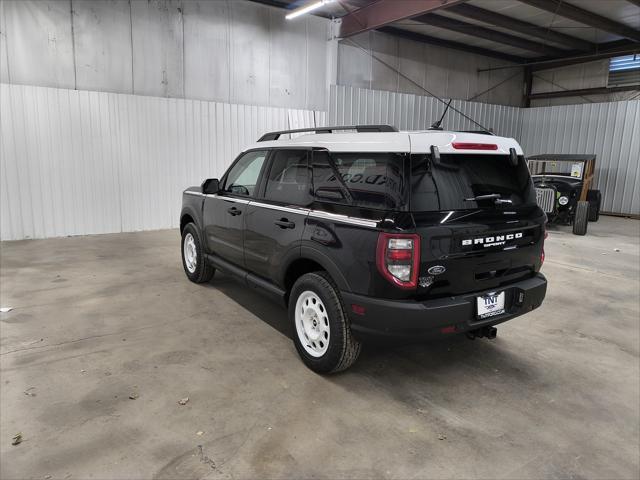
<box><xmin>227</xmin><ymin>207</ymin><xmax>242</xmax><ymax>216</ymax></box>
<box><xmin>274</xmin><ymin>218</ymin><xmax>295</xmax><ymax>229</ymax></box>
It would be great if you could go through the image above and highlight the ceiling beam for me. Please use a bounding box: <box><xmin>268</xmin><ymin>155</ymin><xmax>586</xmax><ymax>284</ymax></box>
<box><xmin>528</xmin><ymin>85</ymin><xmax>639</xmax><ymax>100</ymax></box>
<box><xmin>447</xmin><ymin>3</ymin><xmax>594</xmax><ymax>51</ymax></box>
<box><xmin>338</xmin><ymin>0</ymin><xmax>467</xmax><ymax>38</ymax></box>
<box><xmin>476</xmin><ymin>40</ymin><xmax>640</xmax><ymax>72</ymax></box>
<box><xmin>531</xmin><ymin>39</ymin><xmax>640</xmax><ymax>71</ymax></box>
<box><xmin>378</xmin><ymin>26</ymin><xmax>526</xmax><ymax>63</ymax></box>
<box><xmin>413</xmin><ymin>13</ymin><xmax>569</xmax><ymax>56</ymax></box>
<box><xmin>518</xmin><ymin>0</ymin><xmax>640</xmax><ymax>43</ymax></box>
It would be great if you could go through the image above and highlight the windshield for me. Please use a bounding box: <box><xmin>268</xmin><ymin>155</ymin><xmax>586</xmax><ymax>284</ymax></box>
<box><xmin>528</xmin><ymin>159</ymin><xmax>584</xmax><ymax>179</ymax></box>
<box><xmin>411</xmin><ymin>153</ymin><xmax>536</xmax><ymax>211</ymax></box>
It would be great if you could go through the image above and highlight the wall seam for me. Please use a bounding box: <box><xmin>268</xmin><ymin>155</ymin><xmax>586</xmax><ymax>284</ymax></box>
<box><xmin>129</xmin><ymin>0</ymin><xmax>134</xmax><ymax>94</ymax></box>
<box><xmin>70</xmin><ymin>0</ymin><xmax>77</xmax><ymax>90</ymax></box>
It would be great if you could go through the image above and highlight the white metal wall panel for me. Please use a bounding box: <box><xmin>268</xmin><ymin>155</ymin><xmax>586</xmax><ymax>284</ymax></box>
<box><xmin>521</xmin><ymin>101</ymin><xmax>640</xmax><ymax>215</ymax></box>
<box><xmin>329</xmin><ymin>85</ymin><xmax>523</xmax><ymax>140</ymax></box>
<box><xmin>0</xmin><ymin>83</ymin><xmax>324</xmax><ymax>240</ymax></box>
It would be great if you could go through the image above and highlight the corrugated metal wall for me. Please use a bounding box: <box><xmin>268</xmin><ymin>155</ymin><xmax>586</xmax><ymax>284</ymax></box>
<box><xmin>2</xmin><ymin>83</ymin><xmax>637</xmax><ymax>241</ymax></box>
<box><xmin>521</xmin><ymin>101</ymin><xmax>640</xmax><ymax>216</ymax></box>
<box><xmin>329</xmin><ymin>85</ymin><xmax>523</xmax><ymax>143</ymax></box>
<box><xmin>0</xmin><ymin>83</ymin><xmax>324</xmax><ymax>240</ymax></box>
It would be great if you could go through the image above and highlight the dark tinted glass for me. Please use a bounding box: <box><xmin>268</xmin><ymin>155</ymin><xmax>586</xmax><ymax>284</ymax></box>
<box><xmin>223</xmin><ymin>150</ymin><xmax>267</xmax><ymax>196</ymax></box>
<box><xmin>264</xmin><ymin>150</ymin><xmax>310</xmax><ymax>205</ymax></box>
<box><xmin>312</xmin><ymin>151</ymin><xmax>405</xmax><ymax>210</ymax></box>
<box><xmin>411</xmin><ymin>154</ymin><xmax>536</xmax><ymax>211</ymax></box>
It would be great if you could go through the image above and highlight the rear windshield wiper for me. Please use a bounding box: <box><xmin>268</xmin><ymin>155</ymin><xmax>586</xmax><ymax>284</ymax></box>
<box><xmin>464</xmin><ymin>194</ymin><xmax>513</xmax><ymax>205</ymax></box>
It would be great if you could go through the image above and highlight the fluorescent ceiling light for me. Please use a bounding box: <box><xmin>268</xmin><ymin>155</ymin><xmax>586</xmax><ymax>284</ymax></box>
<box><xmin>285</xmin><ymin>0</ymin><xmax>333</xmax><ymax>20</ymax></box>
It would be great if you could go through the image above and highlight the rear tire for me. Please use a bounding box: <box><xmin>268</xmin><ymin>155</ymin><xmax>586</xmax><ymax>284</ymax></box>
<box><xmin>587</xmin><ymin>189</ymin><xmax>601</xmax><ymax>222</ymax></box>
<box><xmin>289</xmin><ymin>271</ymin><xmax>361</xmax><ymax>374</ymax></box>
<box><xmin>572</xmin><ymin>201</ymin><xmax>589</xmax><ymax>236</ymax></box>
<box><xmin>181</xmin><ymin>223</ymin><xmax>215</xmax><ymax>283</ymax></box>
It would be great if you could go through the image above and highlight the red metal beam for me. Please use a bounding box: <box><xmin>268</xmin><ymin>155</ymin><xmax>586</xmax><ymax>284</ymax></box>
<box><xmin>338</xmin><ymin>0</ymin><xmax>467</xmax><ymax>38</ymax></box>
<box><xmin>447</xmin><ymin>3</ymin><xmax>594</xmax><ymax>51</ymax></box>
<box><xmin>414</xmin><ymin>13</ymin><xmax>569</xmax><ymax>56</ymax></box>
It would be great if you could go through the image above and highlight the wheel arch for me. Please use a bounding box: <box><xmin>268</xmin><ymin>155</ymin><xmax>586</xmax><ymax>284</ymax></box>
<box><xmin>282</xmin><ymin>247</ymin><xmax>351</xmax><ymax>297</ymax></box>
<box><xmin>180</xmin><ymin>206</ymin><xmax>201</xmax><ymax>233</ymax></box>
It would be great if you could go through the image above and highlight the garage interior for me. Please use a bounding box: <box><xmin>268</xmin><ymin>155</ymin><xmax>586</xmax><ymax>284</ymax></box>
<box><xmin>1</xmin><ymin>1</ymin><xmax>639</xmax><ymax>479</ymax></box>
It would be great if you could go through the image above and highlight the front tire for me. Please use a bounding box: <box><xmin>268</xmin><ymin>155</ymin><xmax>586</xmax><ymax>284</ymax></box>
<box><xmin>572</xmin><ymin>201</ymin><xmax>589</xmax><ymax>236</ymax></box>
<box><xmin>289</xmin><ymin>272</ymin><xmax>361</xmax><ymax>374</ymax></box>
<box><xmin>181</xmin><ymin>223</ymin><xmax>215</xmax><ymax>283</ymax></box>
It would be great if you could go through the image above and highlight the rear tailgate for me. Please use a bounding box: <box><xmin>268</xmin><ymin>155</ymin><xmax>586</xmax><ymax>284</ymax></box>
<box><xmin>413</xmin><ymin>208</ymin><xmax>545</xmax><ymax>298</ymax></box>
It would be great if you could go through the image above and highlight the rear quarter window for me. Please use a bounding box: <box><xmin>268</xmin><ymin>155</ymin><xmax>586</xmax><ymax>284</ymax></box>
<box><xmin>312</xmin><ymin>151</ymin><xmax>406</xmax><ymax>210</ymax></box>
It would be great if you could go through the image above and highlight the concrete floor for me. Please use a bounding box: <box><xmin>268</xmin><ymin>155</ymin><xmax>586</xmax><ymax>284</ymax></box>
<box><xmin>1</xmin><ymin>216</ymin><xmax>638</xmax><ymax>480</ymax></box>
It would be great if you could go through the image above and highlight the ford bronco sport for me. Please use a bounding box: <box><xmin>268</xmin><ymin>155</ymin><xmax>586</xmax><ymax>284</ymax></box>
<box><xmin>180</xmin><ymin>125</ymin><xmax>547</xmax><ymax>373</ymax></box>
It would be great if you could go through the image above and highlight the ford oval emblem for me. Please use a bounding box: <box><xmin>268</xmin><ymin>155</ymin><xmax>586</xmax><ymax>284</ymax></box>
<box><xmin>428</xmin><ymin>265</ymin><xmax>446</xmax><ymax>275</ymax></box>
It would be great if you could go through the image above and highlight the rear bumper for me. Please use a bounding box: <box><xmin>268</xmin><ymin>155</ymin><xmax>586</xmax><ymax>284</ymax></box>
<box><xmin>342</xmin><ymin>273</ymin><xmax>547</xmax><ymax>341</ymax></box>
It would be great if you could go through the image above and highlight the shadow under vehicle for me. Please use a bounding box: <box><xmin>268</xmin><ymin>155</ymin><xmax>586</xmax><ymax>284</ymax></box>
<box><xmin>528</xmin><ymin>154</ymin><xmax>600</xmax><ymax>236</ymax></box>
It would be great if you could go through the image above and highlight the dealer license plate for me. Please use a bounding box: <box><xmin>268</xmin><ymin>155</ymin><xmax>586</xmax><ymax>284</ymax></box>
<box><xmin>476</xmin><ymin>291</ymin><xmax>505</xmax><ymax>319</ymax></box>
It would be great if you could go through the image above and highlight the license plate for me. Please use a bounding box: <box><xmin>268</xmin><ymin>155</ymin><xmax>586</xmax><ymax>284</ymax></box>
<box><xmin>476</xmin><ymin>291</ymin><xmax>505</xmax><ymax>319</ymax></box>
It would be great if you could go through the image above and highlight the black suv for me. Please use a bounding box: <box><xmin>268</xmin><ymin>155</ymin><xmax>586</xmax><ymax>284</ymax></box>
<box><xmin>180</xmin><ymin>125</ymin><xmax>547</xmax><ymax>373</ymax></box>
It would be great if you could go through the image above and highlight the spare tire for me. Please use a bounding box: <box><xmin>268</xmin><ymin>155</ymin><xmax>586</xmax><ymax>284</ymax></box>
<box><xmin>573</xmin><ymin>201</ymin><xmax>589</xmax><ymax>236</ymax></box>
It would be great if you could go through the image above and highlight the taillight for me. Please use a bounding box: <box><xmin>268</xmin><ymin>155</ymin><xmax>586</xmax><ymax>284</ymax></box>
<box><xmin>376</xmin><ymin>233</ymin><xmax>420</xmax><ymax>289</ymax></box>
<box><xmin>452</xmin><ymin>142</ymin><xmax>498</xmax><ymax>150</ymax></box>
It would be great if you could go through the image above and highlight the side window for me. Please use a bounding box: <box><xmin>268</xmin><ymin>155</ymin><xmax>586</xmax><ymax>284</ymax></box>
<box><xmin>223</xmin><ymin>150</ymin><xmax>267</xmax><ymax>197</ymax></box>
<box><xmin>264</xmin><ymin>150</ymin><xmax>310</xmax><ymax>205</ymax></box>
<box><xmin>312</xmin><ymin>151</ymin><xmax>405</xmax><ymax>209</ymax></box>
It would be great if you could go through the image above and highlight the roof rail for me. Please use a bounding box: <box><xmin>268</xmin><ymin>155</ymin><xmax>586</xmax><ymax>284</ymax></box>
<box><xmin>257</xmin><ymin>125</ymin><xmax>397</xmax><ymax>142</ymax></box>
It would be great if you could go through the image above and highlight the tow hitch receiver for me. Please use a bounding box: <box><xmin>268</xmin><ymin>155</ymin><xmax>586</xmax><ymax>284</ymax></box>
<box><xmin>467</xmin><ymin>326</ymin><xmax>497</xmax><ymax>340</ymax></box>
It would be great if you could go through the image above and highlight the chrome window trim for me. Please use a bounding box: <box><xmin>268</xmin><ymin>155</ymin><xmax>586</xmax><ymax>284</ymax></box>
<box><xmin>246</xmin><ymin>199</ymin><xmax>379</xmax><ymax>228</ymax></box>
<box><xmin>205</xmin><ymin>194</ymin><xmax>251</xmax><ymax>205</ymax></box>
<box><xmin>307</xmin><ymin>210</ymin><xmax>379</xmax><ymax>228</ymax></box>
<box><xmin>248</xmin><ymin>200</ymin><xmax>310</xmax><ymax>216</ymax></box>
<box><xmin>184</xmin><ymin>191</ymin><xmax>203</xmax><ymax>197</ymax></box>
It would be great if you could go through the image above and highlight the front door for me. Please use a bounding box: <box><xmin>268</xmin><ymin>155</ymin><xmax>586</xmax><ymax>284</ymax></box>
<box><xmin>203</xmin><ymin>150</ymin><xmax>268</xmax><ymax>268</ymax></box>
<box><xmin>244</xmin><ymin>149</ymin><xmax>311</xmax><ymax>279</ymax></box>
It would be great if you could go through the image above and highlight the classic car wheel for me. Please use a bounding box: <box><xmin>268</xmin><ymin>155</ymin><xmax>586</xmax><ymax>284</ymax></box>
<box><xmin>181</xmin><ymin>223</ymin><xmax>215</xmax><ymax>283</ymax></box>
<box><xmin>289</xmin><ymin>271</ymin><xmax>361</xmax><ymax>374</ymax></box>
<box><xmin>587</xmin><ymin>189</ymin><xmax>601</xmax><ymax>222</ymax></box>
<box><xmin>572</xmin><ymin>201</ymin><xmax>589</xmax><ymax>236</ymax></box>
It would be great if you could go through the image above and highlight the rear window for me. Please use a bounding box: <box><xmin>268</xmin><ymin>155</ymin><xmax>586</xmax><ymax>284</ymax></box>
<box><xmin>528</xmin><ymin>159</ymin><xmax>584</xmax><ymax>179</ymax></box>
<box><xmin>411</xmin><ymin>154</ymin><xmax>536</xmax><ymax>211</ymax></box>
<box><xmin>312</xmin><ymin>151</ymin><xmax>406</xmax><ymax>210</ymax></box>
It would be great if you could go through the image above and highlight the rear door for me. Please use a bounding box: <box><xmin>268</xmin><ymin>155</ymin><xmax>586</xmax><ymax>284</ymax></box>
<box><xmin>243</xmin><ymin>149</ymin><xmax>311</xmax><ymax>280</ymax></box>
<box><xmin>203</xmin><ymin>150</ymin><xmax>268</xmax><ymax>268</ymax></box>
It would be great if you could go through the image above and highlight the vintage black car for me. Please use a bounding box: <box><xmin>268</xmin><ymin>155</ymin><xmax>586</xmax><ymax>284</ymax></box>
<box><xmin>527</xmin><ymin>154</ymin><xmax>601</xmax><ymax>236</ymax></box>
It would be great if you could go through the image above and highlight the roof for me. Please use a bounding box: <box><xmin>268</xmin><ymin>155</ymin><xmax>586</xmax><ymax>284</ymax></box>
<box><xmin>527</xmin><ymin>154</ymin><xmax>596</xmax><ymax>162</ymax></box>
<box><xmin>243</xmin><ymin>130</ymin><xmax>524</xmax><ymax>155</ymax></box>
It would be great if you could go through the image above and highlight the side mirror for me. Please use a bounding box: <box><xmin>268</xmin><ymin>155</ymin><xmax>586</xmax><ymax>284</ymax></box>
<box><xmin>201</xmin><ymin>178</ymin><xmax>220</xmax><ymax>195</ymax></box>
